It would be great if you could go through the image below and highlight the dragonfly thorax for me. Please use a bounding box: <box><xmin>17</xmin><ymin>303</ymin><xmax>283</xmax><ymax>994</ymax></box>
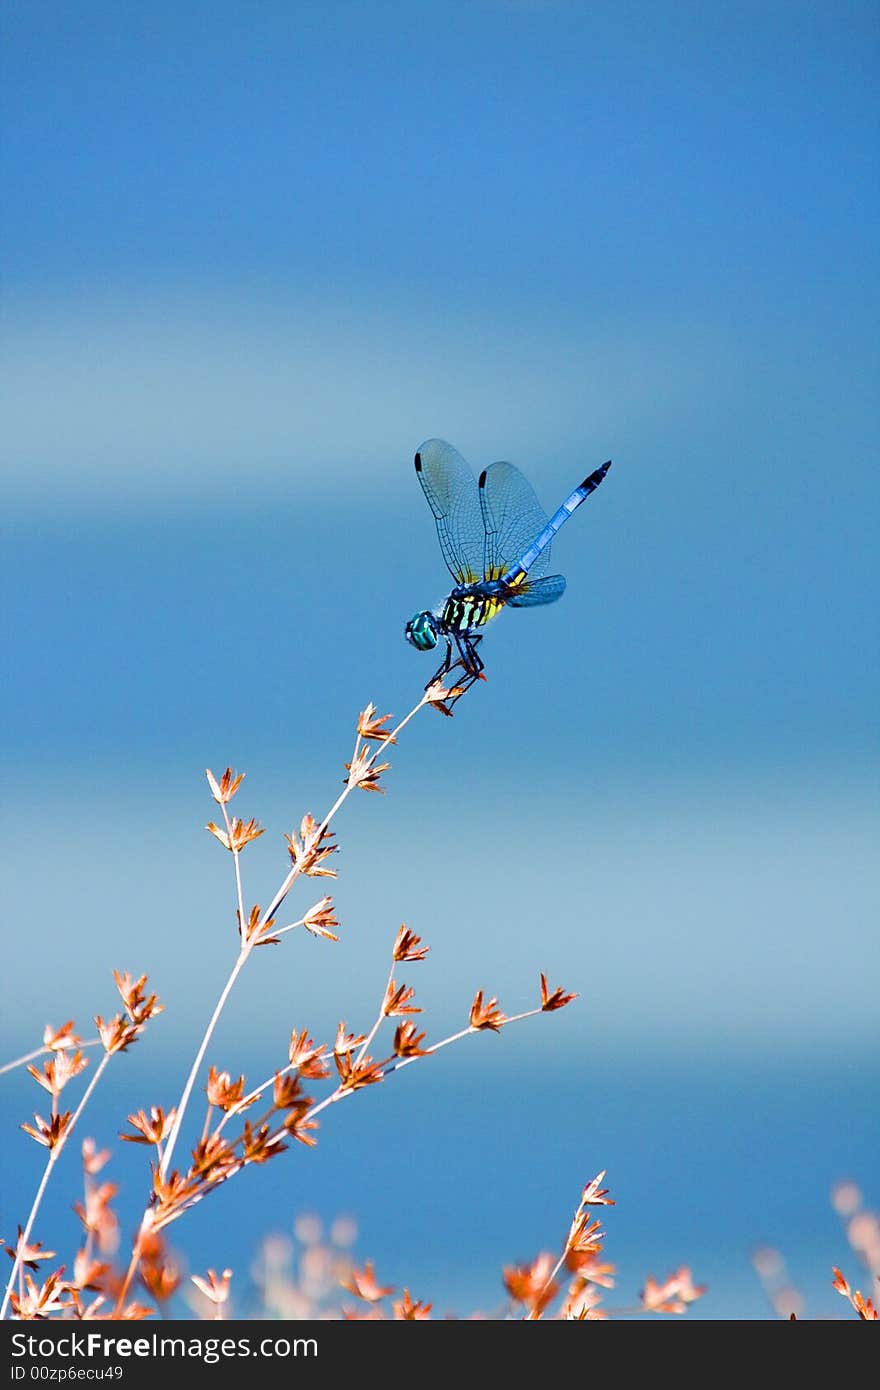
<box><xmin>441</xmin><ymin>588</ymin><xmax>504</xmax><ymax>635</ymax></box>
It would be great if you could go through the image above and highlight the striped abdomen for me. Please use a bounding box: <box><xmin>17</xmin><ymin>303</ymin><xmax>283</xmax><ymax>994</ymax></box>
<box><xmin>441</xmin><ymin>591</ymin><xmax>503</xmax><ymax>634</ymax></box>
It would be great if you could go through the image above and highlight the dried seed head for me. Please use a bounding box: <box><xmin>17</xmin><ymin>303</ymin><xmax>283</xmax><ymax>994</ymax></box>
<box><xmin>469</xmin><ymin>990</ymin><xmax>506</xmax><ymax>1033</ymax></box>
<box><xmin>344</xmin><ymin>750</ymin><xmax>390</xmax><ymax>793</ymax></box>
<box><xmin>334</xmin><ymin>1022</ymin><xmax>367</xmax><ymax>1055</ymax></box>
<box><xmin>6</xmin><ymin>1229</ymin><xmax>57</xmax><ymax>1272</ymax></box>
<box><xmin>393</xmin><ymin>925</ymin><xmax>429</xmax><ymax>962</ymax></box>
<box><xmin>206</xmin><ymin>817</ymin><xmax>265</xmax><ymax>852</ymax></box>
<box><xmin>205</xmin><ymin>1067</ymin><xmax>247</xmax><ymax>1113</ymax></box>
<box><xmin>343</xmin><ymin>1260</ymin><xmax>394</xmax><ymax>1303</ymax></box>
<box><xmin>27</xmin><ymin>1050</ymin><xmax>89</xmax><ymax>1096</ymax></box>
<box><xmin>382</xmin><ymin>979</ymin><xmax>420</xmax><ymax>1017</ymax></box>
<box><xmin>238</xmin><ymin>905</ymin><xmax>280</xmax><ymax>948</ymax></box>
<box><xmin>356</xmin><ymin>705</ymin><xmax>396</xmax><ymax>744</ymax></box>
<box><xmin>303</xmin><ymin>897</ymin><xmax>340</xmax><ymax>942</ymax></box>
<box><xmin>503</xmin><ymin>1253</ymin><xmax>557</xmax><ymax>1315</ymax></box>
<box><xmin>424</xmin><ymin>678</ymin><xmax>466</xmax><ymax>717</ymax></box>
<box><xmin>21</xmin><ymin>1111</ymin><xmax>73</xmax><ymax>1151</ymax></box>
<box><xmin>119</xmin><ymin>1107</ymin><xmax>177</xmax><ymax>1146</ymax></box>
<box><xmin>42</xmin><ymin>1021</ymin><xmax>82</xmax><ymax>1052</ymax></box>
<box><xmin>334</xmin><ymin>1051</ymin><xmax>384</xmax><ymax>1092</ymax></box>
<box><xmin>540</xmin><ymin>972</ymin><xmax>578</xmax><ymax>1012</ymax></box>
<box><xmin>393</xmin><ymin>1288</ymin><xmax>432</xmax><ymax>1319</ymax></box>
<box><xmin>285</xmin><ymin>815</ymin><xmax>338</xmax><ymax>878</ymax></box>
<box><xmin>205</xmin><ymin>768</ymin><xmax>244</xmax><ymax>805</ymax></box>
<box><xmin>393</xmin><ymin>1022</ymin><xmax>429</xmax><ymax>1058</ymax></box>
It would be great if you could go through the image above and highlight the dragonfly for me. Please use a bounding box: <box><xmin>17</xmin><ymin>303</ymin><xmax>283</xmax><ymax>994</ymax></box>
<box><xmin>405</xmin><ymin>438</ymin><xmax>612</xmax><ymax>708</ymax></box>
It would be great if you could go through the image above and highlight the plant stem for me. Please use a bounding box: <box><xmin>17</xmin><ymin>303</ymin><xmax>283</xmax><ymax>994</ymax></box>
<box><xmin>159</xmin><ymin>949</ymin><xmax>249</xmax><ymax>1180</ymax></box>
<box><xmin>0</xmin><ymin>1039</ymin><xmax>102</xmax><ymax>1079</ymax></box>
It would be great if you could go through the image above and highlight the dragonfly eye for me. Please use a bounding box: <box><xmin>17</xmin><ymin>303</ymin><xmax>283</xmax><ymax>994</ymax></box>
<box><xmin>405</xmin><ymin>612</ymin><xmax>438</xmax><ymax>651</ymax></box>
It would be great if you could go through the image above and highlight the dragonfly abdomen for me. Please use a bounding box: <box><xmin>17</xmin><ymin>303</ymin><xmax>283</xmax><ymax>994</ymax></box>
<box><xmin>441</xmin><ymin>591</ymin><xmax>503</xmax><ymax>634</ymax></box>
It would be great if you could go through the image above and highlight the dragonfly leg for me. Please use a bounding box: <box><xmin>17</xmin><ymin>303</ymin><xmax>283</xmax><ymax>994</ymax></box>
<box><xmin>464</xmin><ymin>634</ymin><xmax>484</xmax><ymax>675</ymax></box>
<box><xmin>425</xmin><ymin>638</ymin><xmax>454</xmax><ymax>692</ymax></box>
<box><xmin>433</xmin><ymin>632</ymin><xmax>484</xmax><ymax>711</ymax></box>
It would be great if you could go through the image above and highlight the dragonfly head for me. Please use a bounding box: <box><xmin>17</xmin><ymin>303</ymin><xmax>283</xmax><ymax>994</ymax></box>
<box><xmin>405</xmin><ymin>611</ymin><xmax>439</xmax><ymax>652</ymax></box>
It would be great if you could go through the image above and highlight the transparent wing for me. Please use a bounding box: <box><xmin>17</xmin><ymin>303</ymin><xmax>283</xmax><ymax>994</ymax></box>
<box><xmin>506</xmin><ymin>574</ymin><xmax>567</xmax><ymax>607</ymax></box>
<box><xmin>414</xmin><ymin>439</ymin><xmax>485</xmax><ymax>585</ymax></box>
<box><xmin>478</xmin><ymin>460</ymin><xmax>553</xmax><ymax>581</ymax></box>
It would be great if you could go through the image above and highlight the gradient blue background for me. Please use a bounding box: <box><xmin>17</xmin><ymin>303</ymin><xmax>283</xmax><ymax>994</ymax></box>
<box><xmin>2</xmin><ymin>0</ymin><xmax>878</xmax><ymax>1319</ymax></box>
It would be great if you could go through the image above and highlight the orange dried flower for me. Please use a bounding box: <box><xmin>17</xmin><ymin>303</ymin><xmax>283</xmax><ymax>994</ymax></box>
<box><xmin>22</xmin><ymin>1111</ymin><xmax>73</xmax><ymax>1151</ymax></box>
<box><xmin>120</xmin><ymin>1106</ymin><xmax>177</xmax><ymax>1146</ymax></box>
<box><xmin>113</xmin><ymin>972</ymin><xmax>162</xmax><ymax>1024</ymax></box>
<box><xmin>241</xmin><ymin>1121</ymin><xmax>286</xmax><ymax>1165</ymax></box>
<box><xmin>271</xmin><ymin>1072</ymin><xmax>304</xmax><ymax>1109</ymax></box>
<box><xmin>205</xmin><ymin>1067</ymin><xmax>247</xmax><ymax>1112</ymax></box>
<box><xmin>288</xmin><ymin>1030</ymin><xmax>329</xmax><ymax>1078</ymax></box>
<box><xmin>238</xmin><ymin>905</ymin><xmax>280</xmax><ymax>948</ymax></box>
<box><xmin>503</xmin><ymin>1253</ymin><xmax>557</xmax><ymax>1314</ymax></box>
<box><xmin>579</xmin><ymin>1170</ymin><xmax>615</xmax><ymax>1207</ymax></box>
<box><xmin>95</xmin><ymin>1013</ymin><xmax>141</xmax><ymax>1054</ymax></box>
<box><xmin>393</xmin><ymin>924</ymin><xmax>429</xmax><ymax>962</ymax></box>
<box><xmin>191</xmin><ymin>1135</ymin><xmax>241</xmax><ymax>1184</ymax></box>
<box><xmin>344</xmin><ymin>749</ymin><xmax>390</xmax><ymax>793</ymax></box>
<box><xmin>303</xmin><ymin>897</ymin><xmax>340</xmax><ymax>941</ymax></box>
<box><xmin>343</xmin><ymin>1260</ymin><xmax>394</xmax><ymax>1302</ymax></box>
<box><xmin>5</xmin><ymin>1228</ymin><xmax>57</xmax><ymax>1272</ymax></box>
<box><xmin>393</xmin><ymin>1288</ymin><xmax>432</xmax><ymax>1319</ymax></box>
<box><xmin>150</xmin><ymin>1169</ymin><xmax>204</xmax><ymax>1230</ymax></box>
<box><xmin>334</xmin><ymin>1022</ymin><xmax>367</xmax><ymax>1054</ymax></box>
<box><xmin>334</xmin><ymin>1051</ymin><xmax>384</xmax><ymax>1092</ymax></box>
<box><xmin>357</xmin><ymin>704</ymin><xmax>396</xmax><ymax>743</ymax></box>
<box><xmin>43</xmin><ymin>1021</ymin><xmax>82</xmax><ymax>1051</ymax></box>
<box><xmin>9</xmin><ymin>1270</ymin><xmax>76</xmax><ymax>1320</ymax></box>
<box><xmin>283</xmin><ymin>1106</ymin><xmax>319</xmax><ymax>1148</ymax></box>
<box><xmin>424</xmin><ymin>677</ymin><xmax>466</xmax><ymax>716</ymax></box>
<box><xmin>540</xmin><ymin>973</ymin><xmax>577</xmax><ymax>1012</ymax></box>
<box><xmin>206</xmin><ymin>817</ymin><xmax>265</xmax><ymax>851</ymax></box>
<box><xmin>28</xmin><ymin>1049</ymin><xmax>89</xmax><ymax>1095</ymax></box>
<box><xmin>469</xmin><ymin>990</ymin><xmax>506</xmax><ymax>1032</ymax></box>
<box><xmin>393</xmin><ymin>1021</ymin><xmax>429</xmax><ymax>1058</ymax></box>
<box><xmin>285</xmin><ymin>815</ymin><xmax>338</xmax><ymax>878</ymax></box>
<box><xmin>141</xmin><ymin>1247</ymin><xmax>181</xmax><ymax>1303</ymax></box>
<box><xmin>206</xmin><ymin>767</ymin><xmax>244</xmax><ymax>805</ymax></box>
<box><xmin>382</xmin><ymin>979</ymin><xmax>420</xmax><ymax>1017</ymax></box>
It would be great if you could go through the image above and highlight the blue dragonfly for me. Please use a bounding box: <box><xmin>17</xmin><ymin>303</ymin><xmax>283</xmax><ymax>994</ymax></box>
<box><xmin>405</xmin><ymin>439</ymin><xmax>611</xmax><ymax>708</ymax></box>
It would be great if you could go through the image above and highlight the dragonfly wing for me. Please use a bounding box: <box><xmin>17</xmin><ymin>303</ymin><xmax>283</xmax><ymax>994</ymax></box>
<box><xmin>478</xmin><ymin>460</ymin><xmax>553</xmax><ymax>581</ymax></box>
<box><xmin>506</xmin><ymin>574</ymin><xmax>567</xmax><ymax>607</ymax></box>
<box><xmin>415</xmin><ymin>439</ymin><xmax>485</xmax><ymax>585</ymax></box>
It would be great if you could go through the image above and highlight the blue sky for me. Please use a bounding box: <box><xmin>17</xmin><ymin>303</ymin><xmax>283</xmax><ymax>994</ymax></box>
<box><xmin>2</xmin><ymin>0</ymin><xmax>878</xmax><ymax>1319</ymax></box>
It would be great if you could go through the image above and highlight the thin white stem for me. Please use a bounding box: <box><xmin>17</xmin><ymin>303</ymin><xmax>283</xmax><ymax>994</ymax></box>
<box><xmin>1</xmin><ymin>1051</ymin><xmax>112</xmax><ymax>1319</ymax></box>
<box><xmin>0</xmin><ymin>1039</ymin><xmax>102</xmax><ymax>1079</ymax></box>
<box><xmin>220</xmin><ymin>803</ymin><xmax>248</xmax><ymax>938</ymax></box>
<box><xmin>159</xmin><ymin>949</ymin><xmax>249</xmax><ymax>1179</ymax></box>
<box><xmin>155</xmin><ymin>802</ymin><xmax>253</xmax><ymax>1175</ymax></box>
<box><xmin>270</xmin><ymin>919</ymin><xmax>305</xmax><ymax>941</ymax></box>
<box><xmin>354</xmin><ymin>960</ymin><xmax>396</xmax><ymax>1068</ymax></box>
